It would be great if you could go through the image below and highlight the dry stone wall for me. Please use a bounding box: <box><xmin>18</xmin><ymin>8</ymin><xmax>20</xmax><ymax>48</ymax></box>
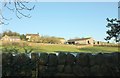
<box><xmin>2</xmin><ymin>52</ymin><xmax>120</xmax><ymax>77</ymax></box>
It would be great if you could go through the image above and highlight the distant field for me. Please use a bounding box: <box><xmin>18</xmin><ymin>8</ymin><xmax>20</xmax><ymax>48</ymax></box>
<box><xmin>1</xmin><ymin>41</ymin><xmax>119</xmax><ymax>53</ymax></box>
<box><xmin>79</xmin><ymin>46</ymin><xmax>119</xmax><ymax>53</ymax></box>
<box><xmin>31</xmin><ymin>44</ymin><xmax>119</xmax><ymax>53</ymax></box>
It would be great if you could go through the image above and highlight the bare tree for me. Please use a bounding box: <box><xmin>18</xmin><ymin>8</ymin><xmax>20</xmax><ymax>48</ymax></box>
<box><xmin>0</xmin><ymin>0</ymin><xmax>35</xmax><ymax>25</ymax></box>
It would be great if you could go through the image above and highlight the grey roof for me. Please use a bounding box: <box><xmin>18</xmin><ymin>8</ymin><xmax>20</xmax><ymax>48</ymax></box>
<box><xmin>68</xmin><ymin>37</ymin><xmax>92</xmax><ymax>42</ymax></box>
<box><xmin>9</xmin><ymin>36</ymin><xmax>20</xmax><ymax>39</ymax></box>
<box><xmin>26</xmin><ymin>34</ymin><xmax>39</xmax><ymax>36</ymax></box>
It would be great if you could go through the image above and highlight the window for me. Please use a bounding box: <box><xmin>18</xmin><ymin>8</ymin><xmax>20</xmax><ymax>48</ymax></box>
<box><xmin>97</xmin><ymin>41</ymin><xmax>99</xmax><ymax>44</ymax></box>
<box><xmin>88</xmin><ymin>41</ymin><xmax>90</xmax><ymax>44</ymax></box>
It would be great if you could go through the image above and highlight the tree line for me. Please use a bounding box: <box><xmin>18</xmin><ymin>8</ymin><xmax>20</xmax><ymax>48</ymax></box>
<box><xmin>29</xmin><ymin>36</ymin><xmax>63</xmax><ymax>44</ymax></box>
<box><xmin>0</xmin><ymin>30</ymin><xmax>64</xmax><ymax>44</ymax></box>
<box><xmin>0</xmin><ymin>30</ymin><xmax>26</xmax><ymax>40</ymax></box>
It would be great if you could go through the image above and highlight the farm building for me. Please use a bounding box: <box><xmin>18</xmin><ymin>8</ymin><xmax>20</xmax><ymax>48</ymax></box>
<box><xmin>1</xmin><ymin>35</ymin><xmax>21</xmax><ymax>42</ymax></box>
<box><xmin>26</xmin><ymin>33</ymin><xmax>40</xmax><ymax>41</ymax></box>
<box><xmin>67</xmin><ymin>37</ymin><xmax>94</xmax><ymax>45</ymax></box>
<box><xmin>57</xmin><ymin>38</ymin><xmax>66</xmax><ymax>44</ymax></box>
<box><xmin>93</xmin><ymin>41</ymin><xmax>115</xmax><ymax>46</ymax></box>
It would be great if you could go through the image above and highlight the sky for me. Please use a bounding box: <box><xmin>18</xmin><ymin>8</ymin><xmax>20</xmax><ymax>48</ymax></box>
<box><xmin>1</xmin><ymin>2</ymin><xmax>119</xmax><ymax>42</ymax></box>
<box><xmin>1</xmin><ymin>0</ymin><xmax>120</xmax><ymax>2</ymax></box>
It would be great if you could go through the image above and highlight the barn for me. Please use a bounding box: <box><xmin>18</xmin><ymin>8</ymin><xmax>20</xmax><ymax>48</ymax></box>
<box><xmin>67</xmin><ymin>37</ymin><xmax>94</xmax><ymax>45</ymax></box>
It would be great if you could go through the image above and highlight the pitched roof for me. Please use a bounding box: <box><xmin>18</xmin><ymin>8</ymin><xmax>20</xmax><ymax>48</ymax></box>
<box><xmin>9</xmin><ymin>36</ymin><xmax>20</xmax><ymax>39</ymax></box>
<box><xmin>26</xmin><ymin>34</ymin><xmax>39</xmax><ymax>36</ymax></box>
<box><xmin>57</xmin><ymin>37</ymin><xmax>65</xmax><ymax>40</ymax></box>
<box><xmin>3</xmin><ymin>35</ymin><xmax>20</xmax><ymax>39</ymax></box>
<box><xmin>68</xmin><ymin>37</ymin><xmax>92</xmax><ymax>42</ymax></box>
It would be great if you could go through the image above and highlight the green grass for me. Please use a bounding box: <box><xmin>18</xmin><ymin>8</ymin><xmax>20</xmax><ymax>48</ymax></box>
<box><xmin>32</xmin><ymin>44</ymin><xmax>80</xmax><ymax>53</ymax></box>
<box><xmin>79</xmin><ymin>46</ymin><xmax>119</xmax><ymax>53</ymax></box>
<box><xmin>1</xmin><ymin>43</ymin><xmax>119</xmax><ymax>53</ymax></box>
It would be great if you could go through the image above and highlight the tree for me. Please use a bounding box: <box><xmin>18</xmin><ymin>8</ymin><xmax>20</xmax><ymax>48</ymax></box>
<box><xmin>105</xmin><ymin>18</ymin><xmax>120</xmax><ymax>42</ymax></box>
<box><xmin>0</xmin><ymin>33</ymin><xmax>2</xmax><ymax>39</ymax></box>
<box><xmin>2</xmin><ymin>30</ymin><xmax>20</xmax><ymax>36</ymax></box>
<box><xmin>20</xmin><ymin>34</ymin><xmax>26</xmax><ymax>40</ymax></box>
<box><xmin>0</xmin><ymin>0</ymin><xmax>35</xmax><ymax>25</ymax></box>
<box><xmin>39</xmin><ymin>36</ymin><xmax>62</xmax><ymax>44</ymax></box>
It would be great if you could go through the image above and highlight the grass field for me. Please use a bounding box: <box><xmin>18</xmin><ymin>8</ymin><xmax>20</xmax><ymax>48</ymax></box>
<box><xmin>79</xmin><ymin>46</ymin><xmax>119</xmax><ymax>53</ymax></box>
<box><xmin>1</xmin><ymin>41</ymin><xmax>119</xmax><ymax>53</ymax></box>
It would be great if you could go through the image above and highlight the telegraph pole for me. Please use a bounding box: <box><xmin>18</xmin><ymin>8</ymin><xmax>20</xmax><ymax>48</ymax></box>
<box><xmin>118</xmin><ymin>1</ymin><xmax>120</xmax><ymax>19</ymax></box>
